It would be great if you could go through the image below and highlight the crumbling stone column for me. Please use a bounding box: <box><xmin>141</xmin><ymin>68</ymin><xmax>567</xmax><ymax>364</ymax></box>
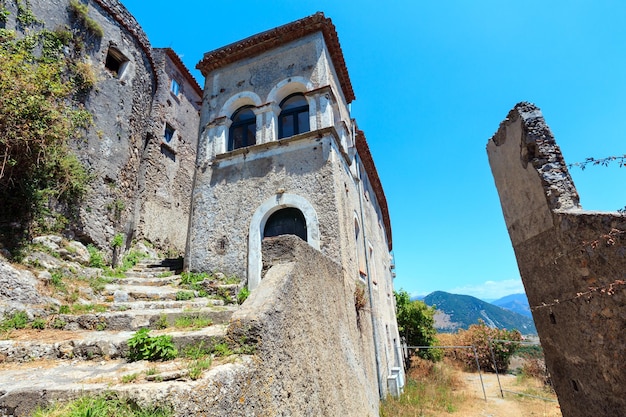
<box><xmin>487</xmin><ymin>102</ymin><xmax>626</xmax><ymax>417</ymax></box>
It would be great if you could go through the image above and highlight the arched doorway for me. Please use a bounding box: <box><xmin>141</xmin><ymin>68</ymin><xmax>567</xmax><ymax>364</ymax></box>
<box><xmin>248</xmin><ymin>194</ymin><xmax>320</xmax><ymax>290</ymax></box>
<box><xmin>263</xmin><ymin>208</ymin><xmax>307</xmax><ymax>241</ymax></box>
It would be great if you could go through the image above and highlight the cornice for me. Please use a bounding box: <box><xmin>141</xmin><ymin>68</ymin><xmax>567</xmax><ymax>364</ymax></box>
<box><xmin>196</xmin><ymin>12</ymin><xmax>355</xmax><ymax>104</ymax></box>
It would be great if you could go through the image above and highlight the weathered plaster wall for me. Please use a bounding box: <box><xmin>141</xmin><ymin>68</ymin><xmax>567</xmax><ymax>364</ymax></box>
<box><xmin>189</xmin><ymin>15</ymin><xmax>402</xmax><ymax>399</ymax></box>
<box><xmin>187</xmin><ymin>132</ymin><xmax>342</xmax><ymax>277</ymax></box>
<box><xmin>5</xmin><ymin>1</ymin><xmax>201</xmax><ymax>255</ymax></box>
<box><xmin>488</xmin><ymin>102</ymin><xmax>626</xmax><ymax>417</ymax></box>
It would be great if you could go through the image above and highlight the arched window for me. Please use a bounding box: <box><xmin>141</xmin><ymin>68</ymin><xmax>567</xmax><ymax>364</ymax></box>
<box><xmin>228</xmin><ymin>106</ymin><xmax>256</xmax><ymax>151</ymax></box>
<box><xmin>278</xmin><ymin>93</ymin><xmax>309</xmax><ymax>139</ymax></box>
<box><xmin>264</xmin><ymin>208</ymin><xmax>307</xmax><ymax>241</ymax></box>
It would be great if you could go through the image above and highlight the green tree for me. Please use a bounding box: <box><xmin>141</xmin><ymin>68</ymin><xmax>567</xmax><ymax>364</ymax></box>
<box><xmin>394</xmin><ymin>289</ymin><xmax>441</xmax><ymax>362</ymax></box>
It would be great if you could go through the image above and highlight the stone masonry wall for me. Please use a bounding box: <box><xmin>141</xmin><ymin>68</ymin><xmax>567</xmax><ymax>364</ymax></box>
<box><xmin>135</xmin><ymin>48</ymin><xmax>201</xmax><ymax>253</ymax></box>
<box><xmin>187</xmin><ymin>133</ymin><xmax>341</xmax><ymax>277</ymax></box>
<box><xmin>487</xmin><ymin>102</ymin><xmax>626</xmax><ymax>417</ymax></box>
<box><xmin>4</xmin><ymin>1</ymin><xmax>200</xmax><ymax>255</ymax></box>
<box><xmin>9</xmin><ymin>0</ymin><xmax>156</xmax><ymax>251</ymax></box>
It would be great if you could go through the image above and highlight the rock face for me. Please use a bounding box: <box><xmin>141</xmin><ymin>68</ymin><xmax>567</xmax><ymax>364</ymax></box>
<box><xmin>221</xmin><ymin>236</ymin><xmax>379</xmax><ymax>416</ymax></box>
<box><xmin>487</xmin><ymin>102</ymin><xmax>626</xmax><ymax>417</ymax></box>
<box><xmin>0</xmin><ymin>256</ymin><xmax>52</xmax><ymax>317</ymax></box>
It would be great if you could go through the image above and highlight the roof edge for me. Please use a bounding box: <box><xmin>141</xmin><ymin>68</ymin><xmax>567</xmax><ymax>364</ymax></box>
<box><xmin>196</xmin><ymin>12</ymin><xmax>355</xmax><ymax>104</ymax></box>
<box><xmin>157</xmin><ymin>47</ymin><xmax>203</xmax><ymax>98</ymax></box>
<box><xmin>356</xmin><ymin>130</ymin><xmax>392</xmax><ymax>250</ymax></box>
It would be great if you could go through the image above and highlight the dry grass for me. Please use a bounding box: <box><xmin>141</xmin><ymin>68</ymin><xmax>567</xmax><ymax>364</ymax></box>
<box><xmin>380</xmin><ymin>355</ymin><xmax>561</xmax><ymax>417</ymax></box>
<box><xmin>380</xmin><ymin>357</ymin><xmax>465</xmax><ymax>416</ymax></box>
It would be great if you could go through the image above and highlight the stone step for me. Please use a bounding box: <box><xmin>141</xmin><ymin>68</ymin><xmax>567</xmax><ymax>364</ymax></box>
<box><xmin>50</xmin><ymin>304</ymin><xmax>237</xmax><ymax>331</ymax></box>
<box><xmin>134</xmin><ymin>258</ymin><xmax>183</xmax><ymax>271</ymax></box>
<box><xmin>109</xmin><ymin>298</ymin><xmax>225</xmax><ymax>311</ymax></box>
<box><xmin>0</xmin><ymin>325</ymin><xmax>228</xmax><ymax>363</ymax></box>
<box><xmin>0</xmin><ymin>355</ymin><xmax>253</xmax><ymax>417</ymax></box>
<box><xmin>113</xmin><ymin>275</ymin><xmax>179</xmax><ymax>286</ymax></box>
<box><xmin>102</xmin><ymin>284</ymin><xmax>186</xmax><ymax>301</ymax></box>
<box><xmin>128</xmin><ymin>266</ymin><xmax>172</xmax><ymax>274</ymax></box>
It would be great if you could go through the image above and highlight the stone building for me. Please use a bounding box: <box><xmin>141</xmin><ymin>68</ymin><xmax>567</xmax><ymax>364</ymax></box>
<box><xmin>2</xmin><ymin>0</ymin><xmax>403</xmax><ymax>408</ymax></box>
<box><xmin>1</xmin><ymin>0</ymin><xmax>200</xmax><ymax>255</ymax></box>
<box><xmin>137</xmin><ymin>48</ymin><xmax>202</xmax><ymax>252</ymax></box>
<box><xmin>488</xmin><ymin>102</ymin><xmax>626</xmax><ymax>417</ymax></box>
<box><xmin>188</xmin><ymin>13</ymin><xmax>403</xmax><ymax>399</ymax></box>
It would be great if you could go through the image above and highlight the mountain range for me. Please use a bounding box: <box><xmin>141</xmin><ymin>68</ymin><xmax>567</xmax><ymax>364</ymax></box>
<box><xmin>422</xmin><ymin>291</ymin><xmax>536</xmax><ymax>335</ymax></box>
<box><xmin>491</xmin><ymin>293</ymin><xmax>532</xmax><ymax>317</ymax></box>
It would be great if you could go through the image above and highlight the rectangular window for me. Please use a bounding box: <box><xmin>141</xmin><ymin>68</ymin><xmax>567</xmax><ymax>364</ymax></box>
<box><xmin>164</xmin><ymin>123</ymin><xmax>175</xmax><ymax>143</ymax></box>
<box><xmin>105</xmin><ymin>48</ymin><xmax>128</xmax><ymax>78</ymax></box>
<box><xmin>170</xmin><ymin>78</ymin><xmax>180</xmax><ymax>96</ymax></box>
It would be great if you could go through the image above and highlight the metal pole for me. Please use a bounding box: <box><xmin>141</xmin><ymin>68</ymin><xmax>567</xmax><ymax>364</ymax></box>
<box><xmin>472</xmin><ymin>346</ymin><xmax>488</xmax><ymax>402</ymax></box>
<box><xmin>489</xmin><ymin>338</ymin><xmax>504</xmax><ymax>398</ymax></box>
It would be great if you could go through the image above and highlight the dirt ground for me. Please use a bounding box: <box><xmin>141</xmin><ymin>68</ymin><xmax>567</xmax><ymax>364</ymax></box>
<box><xmin>455</xmin><ymin>370</ymin><xmax>562</xmax><ymax>417</ymax></box>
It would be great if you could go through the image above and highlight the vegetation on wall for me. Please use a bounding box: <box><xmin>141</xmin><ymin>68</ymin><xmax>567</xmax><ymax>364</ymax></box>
<box><xmin>0</xmin><ymin>2</ymin><xmax>95</xmax><ymax>249</ymax></box>
<box><xmin>68</xmin><ymin>0</ymin><xmax>103</xmax><ymax>38</ymax></box>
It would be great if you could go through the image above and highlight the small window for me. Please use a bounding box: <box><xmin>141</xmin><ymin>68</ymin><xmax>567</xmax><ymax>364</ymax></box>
<box><xmin>170</xmin><ymin>78</ymin><xmax>180</xmax><ymax>96</ymax></box>
<box><xmin>228</xmin><ymin>106</ymin><xmax>256</xmax><ymax>151</ymax></box>
<box><xmin>278</xmin><ymin>93</ymin><xmax>309</xmax><ymax>139</ymax></box>
<box><xmin>105</xmin><ymin>47</ymin><xmax>128</xmax><ymax>78</ymax></box>
<box><xmin>164</xmin><ymin>123</ymin><xmax>175</xmax><ymax>143</ymax></box>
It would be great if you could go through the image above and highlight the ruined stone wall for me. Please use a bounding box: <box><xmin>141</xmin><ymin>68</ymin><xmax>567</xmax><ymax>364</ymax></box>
<box><xmin>4</xmin><ymin>1</ymin><xmax>202</xmax><ymax>255</ymax></box>
<box><xmin>223</xmin><ymin>236</ymin><xmax>380</xmax><ymax>416</ymax></box>
<box><xmin>487</xmin><ymin>102</ymin><xmax>626</xmax><ymax>417</ymax></box>
<box><xmin>136</xmin><ymin>49</ymin><xmax>201</xmax><ymax>254</ymax></box>
<box><xmin>6</xmin><ymin>0</ymin><xmax>156</xmax><ymax>251</ymax></box>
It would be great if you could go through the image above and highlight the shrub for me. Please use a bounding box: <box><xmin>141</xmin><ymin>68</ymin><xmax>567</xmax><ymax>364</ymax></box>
<box><xmin>68</xmin><ymin>0</ymin><xmax>103</xmax><ymax>38</ymax></box>
<box><xmin>87</xmin><ymin>244</ymin><xmax>106</xmax><ymax>268</ymax></box>
<box><xmin>32</xmin><ymin>392</ymin><xmax>172</xmax><ymax>417</ymax></box>
<box><xmin>175</xmin><ymin>290</ymin><xmax>194</xmax><ymax>301</ymax></box>
<box><xmin>110</xmin><ymin>233</ymin><xmax>123</xmax><ymax>249</ymax></box>
<box><xmin>180</xmin><ymin>271</ymin><xmax>208</xmax><ymax>289</ymax></box>
<box><xmin>31</xmin><ymin>317</ymin><xmax>46</xmax><ymax>330</ymax></box>
<box><xmin>212</xmin><ymin>342</ymin><xmax>233</xmax><ymax>357</ymax></box>
<box><xmin>127</xmin><ymin>328</ymin><xmax>177</xmax><ymax>362</ymax></box>
<box><xmin>520</xmin><ymin>357</ymin><xmax>553</xmax><ymax>389</ymax></box>
<box><xmin>117</xmin><ymin>250</ymin><xmax>146</xmax><ymax>272</ymax></box>
<box><xmin>0</xmin><ymin>25</ymin><xmax>93</xmax><ymax>243</ymax></box>
<box><xmin>449</xmin><ymin>322</ymin><xmax>521</xmax><ymax>373</ymax></box>
<box><xmin>0</xmin><ymin>311</ymin><xmax>29</xmax><ymax>331</ymax></box>
<box><xmin>237</xmin><ymin>287</ymin><xmax>250</xmax><ymax>305</ymax></box>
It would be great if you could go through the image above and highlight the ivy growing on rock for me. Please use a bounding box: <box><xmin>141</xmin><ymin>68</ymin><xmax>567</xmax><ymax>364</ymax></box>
<box><xmin>0</xmin><ymin>2</ymin><xmax>95</xmax><ymax>248</ymax></box>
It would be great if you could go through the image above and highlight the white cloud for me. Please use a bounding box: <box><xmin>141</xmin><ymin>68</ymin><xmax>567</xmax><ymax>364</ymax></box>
<box><xmin>447</xmin><ymin>279</ymin><xmax>525</xmax><ymax>301</ymax></box>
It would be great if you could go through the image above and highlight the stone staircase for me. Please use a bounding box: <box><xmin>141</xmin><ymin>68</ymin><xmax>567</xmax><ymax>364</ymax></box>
<box><xmin>0</xmin><ymin>258</ymin><xmax>246</xmax><ymax>416</ymax></box>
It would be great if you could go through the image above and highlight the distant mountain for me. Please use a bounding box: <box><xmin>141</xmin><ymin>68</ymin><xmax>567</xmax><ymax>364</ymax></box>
<box><xmin>491</xmin><ymin>293</ymin><xmax>532</xmax><ymax>318</ymax></box>
<box><xmin>423</xmin><ymin>291</ymin><xmax>537</xmax><ymax>335</ymax></box>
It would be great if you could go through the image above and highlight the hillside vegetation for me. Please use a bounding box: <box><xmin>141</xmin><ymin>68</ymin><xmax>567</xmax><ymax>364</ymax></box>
<box><xmin>424</xmin><ymin>291</ymin><xmax>536</xmax><ymax>334</ymax></box>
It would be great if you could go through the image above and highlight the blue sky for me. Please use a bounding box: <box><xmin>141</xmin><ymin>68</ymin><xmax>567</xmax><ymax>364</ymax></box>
<box><xmin>122</xmin><ymin>1</ymin><xmax>626</xmax><ymax>301</ymax></box>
